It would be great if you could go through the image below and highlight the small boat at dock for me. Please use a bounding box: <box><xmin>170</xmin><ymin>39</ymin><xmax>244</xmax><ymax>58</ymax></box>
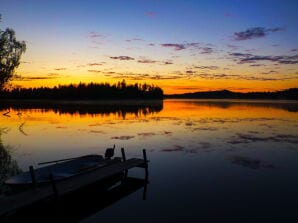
<box><xmin>0</xmin><ymin>148</ymin><xmax>149</xmax><ymax>218</ymax></box>
<box><xmin>5</xmin><ymin>153</ymin><xmax>121</xmax><ymax>187</ymax></box>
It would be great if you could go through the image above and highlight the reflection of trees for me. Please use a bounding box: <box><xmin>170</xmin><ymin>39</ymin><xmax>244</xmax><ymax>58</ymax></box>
<box><xmin>0</xmin><ymin>100</ymin><xmax>163</xmax><ymax>117</ymax></box>
<box><xmin>0</xmin><ymin>130</ymin><xmax>21</xmax><ymax>195</ymax></box>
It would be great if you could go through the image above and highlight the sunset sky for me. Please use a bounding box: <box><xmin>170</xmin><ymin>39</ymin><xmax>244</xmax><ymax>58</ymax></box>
<box><xmin>1</xmin><ymin>0</ymin><xmax>298</xmax><ymax>94</ymax></box>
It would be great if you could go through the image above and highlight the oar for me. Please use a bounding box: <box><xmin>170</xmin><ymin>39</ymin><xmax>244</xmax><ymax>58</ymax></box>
<box><xmin>38</xmin><ymin>155</ymin><xmax>90</xmax><ymax>165</ymax></box>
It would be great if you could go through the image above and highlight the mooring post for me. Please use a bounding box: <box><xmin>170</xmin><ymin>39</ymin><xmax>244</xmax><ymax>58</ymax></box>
<box><xmin>142</xmin><ymin>149</ymin><xmax>149</xmax><ymax>178</ymax></box>
<box><xmin>143</xmin><ymin>180</ymin><xmax>148</xmax><ymax>200</ymax></box>
<box><xmin>49</xmin><ymin>173</ymin><xmax>59</xmax><ymax>198</ymax></box>
<box><xmin>121</xmin><ymin>148</ymin><xmax>128</xmax><ymax>177</ymax></box>
<box><xmin>121</xmin><ymin>147</ymin><xmax>126</xmax><ymax>162</ymax></box>
<box><xmin>29</xmin><ymin>165</ymin><xmax>37</xmax><ymax>188</ymax></box>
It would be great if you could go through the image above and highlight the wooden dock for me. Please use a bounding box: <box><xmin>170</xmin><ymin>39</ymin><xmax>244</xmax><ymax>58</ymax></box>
<box><xmin>0</xmin><ymin>156</ymin><xmax>148</xmax><ymax>217</ymax></box>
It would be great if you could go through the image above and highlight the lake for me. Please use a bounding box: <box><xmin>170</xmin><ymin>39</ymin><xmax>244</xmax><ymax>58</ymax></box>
<box><xmin>1</xmin><ymin>99</ymin><xmax>298</xmax><ymax>222</ymax></box>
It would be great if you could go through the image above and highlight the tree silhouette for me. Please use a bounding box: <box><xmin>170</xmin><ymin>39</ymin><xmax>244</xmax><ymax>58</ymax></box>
<box><xmin>0</xmin><ymin>14</ymin><xmax>26</xmax><ymax>89</ymax></box>
<box><xmin>0</xmin><ymin>81</ymin><xmax>164</xmax><ymax>100</ymax></box>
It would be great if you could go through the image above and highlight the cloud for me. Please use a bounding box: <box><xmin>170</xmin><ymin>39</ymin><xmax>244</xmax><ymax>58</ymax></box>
<box><xmin>88</xmin><ymin>70</ymin><xmax>101</xmax><ymax>73</ymax></box>
<box><xmin>194</xmin><ymin>66</ymin><xmax>219</xmax><ymax>70</ymax></box>
<box><xmin>230</xmin><ymin>52</ymin><xmax>298</xmax><ymax>64</ymax></box>
<box><xmin>226</xmin><ymin>44</ymin><xmax>239</xmax><ymax>51</ymax></box>
<box><xmin>148</xmin><ymin>43</ymin><xmax>155</xmax><ymax>46</ymax></box>
<box><xmin>54</xmin><ymin>67</ymin><xmax>66</xmax><ymax>71</ymax></box>
<box><xmin>110</xmin><ymin>56</ymin><xmax>135</xmax><ymax>60</ymax></box>
<box><xmin>160</xmin><ymin>42</ymin><xmax>201</xmax><ymax>51</ymax></box>
<box><xmin>87</xmin><ymin>63</ymin><xmax>103</xmax><ymax>66</ymax></box>
<box><xmin>186</xmin><ymin>70</ymin><xmax>196</xmax><ymax>74</ymax></box>
<box><xmin>224</xmin><ymin>12</ymin><xmax>235</xmax><ymax>17</ymax></box>
<box><xmin>126</xmin><ymin>38</ymin><xmax>144</xmax><ymax>42</ymax></box>
<box><xmin>145</xmin><ymin>11</ymin><xmax>156</xmax><ymax>17</ymax></box>
<box><xmin>150</xmin><ymin>75</ymin><xmax>183</xmax><ymax>80</ymax></box>
<box><xmin>200</xmin><ymin>47</ymin><xmax>213</xmax><ymax>54</ymax></box>
<box><xmin>162</xmin><ymin>61</ymin><xmax>173</xmax><ymax>65</ymax></box>
<box><xmin>233</xmin><ymin>27</ymin><xmax>284</xmax><ymax>41</ymax></box>
<box><xmin>15</xmin><ymin>76</ymin><xmax>59</xmax><ymax>81</ymax></box>
<box><xmin>195</xmin><ymin>72</ymin><xmax>293</xmax><ymax>81</ymax></box>
<box><xmin>87</xmin><ymin>32</ymin><xmax>105</xmax><ymax>38</ymax></box>
<box><xmin>161</xmin><ymin>43</ymin><xmax>187</xmax><ymax>51</ymax></box>
<box><xmin>111</xmin><ymin>136</ymin><xmax>135</xmax><ymax>140</ymax></box>
<box><xmin>137</xmin><ymin>59</ymin><xmax>156</xmax><ymax>64</ymax></box>
<box><xmin>261</xmin><ymin>70</ymin><xmax>277</xmax><ymax>74</ymax></box>
<box><xmin>160</xmin><ymin>42</ymin><xmax>215</xmax><ymax>54</ymax></box>
<box><xmin>109</xmin><ymin>72</ymin><xmax>183</xmax><ymax>81</ymax></box>
<box><xmin>47</xmin><ymin>73</ymin><xmax>60</xmax><ymax>76</ymax></box>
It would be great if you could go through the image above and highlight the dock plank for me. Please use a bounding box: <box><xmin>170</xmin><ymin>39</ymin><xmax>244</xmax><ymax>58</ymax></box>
<box><xmin>0</xmin><ymin>158</ymin><xmax>145</xmax><ymax>216</ymax></box>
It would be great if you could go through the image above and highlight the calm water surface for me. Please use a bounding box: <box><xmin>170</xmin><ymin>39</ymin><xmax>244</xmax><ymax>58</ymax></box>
<box><xmin>1</xmin><ymin>99</ymin><xmax>298</xmax><ymax>222</ymax></box>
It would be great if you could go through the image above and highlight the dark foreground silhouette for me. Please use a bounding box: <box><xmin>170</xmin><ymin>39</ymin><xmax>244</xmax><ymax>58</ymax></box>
<box><xmin>1</xmin><ymin>174</ymin><xmax>148</xmax><ymax>223</ymax></box>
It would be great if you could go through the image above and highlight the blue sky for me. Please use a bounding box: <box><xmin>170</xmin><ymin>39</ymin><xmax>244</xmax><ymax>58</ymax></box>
<box><xmin>1</xmin><ymin>0</ymin><xmax>297</xmax><ymax>93</ymax></box>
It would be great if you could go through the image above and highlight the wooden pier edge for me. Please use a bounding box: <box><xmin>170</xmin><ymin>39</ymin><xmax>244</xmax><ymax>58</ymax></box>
<box><xmin>0</xmin><ymin>150</ymin><xmax>149</xmax><ymax>217</ymax></box>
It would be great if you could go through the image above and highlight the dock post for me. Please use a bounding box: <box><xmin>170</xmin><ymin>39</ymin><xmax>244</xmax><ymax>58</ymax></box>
<box><xmin>142</xmin><ymin>149</ymin><xmax>149</xmax><ymax>178</ymax></box>
<box><xmin>29</xmin><ymin>166</ymin><xmax>37</xmax><ymax>188</ymax></box>
<box><xmin>121</xmin><ymin>148</ymin><xmax>128</xmax><ymax>177</ymax></box>
<box><xmin>143</xmin><ymin>180</ymin><xmax>148</xmax><ymax>200</ymax></box>
<box><xmin>49</xmin><ymin>173</ymin><xmax>59</xmax><ymax>198</ymax></box>
<box><xmin>121</xmin><ymin>148</ymin><xmax>126</xmax><ymax>162</ymax></box>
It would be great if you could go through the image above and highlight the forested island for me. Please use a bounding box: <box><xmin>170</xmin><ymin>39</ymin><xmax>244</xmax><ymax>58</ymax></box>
<box><xmin>1</xmin><ymin>84</ymin><xmax>297</xmax><ymax>101</ymax></box>
<box><xmin>0</xmin><ymin>81</ymin><xmax>164</xmax><ymax>100</ymax></box>
<box><xmin>166</xmin><ymin>88</ymin><xmax>298</xmax><ymax>100</ymax></box>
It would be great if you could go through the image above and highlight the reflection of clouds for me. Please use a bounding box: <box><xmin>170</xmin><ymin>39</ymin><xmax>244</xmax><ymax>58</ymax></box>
<box><xmin>185</xmin><ymin>121</ymin><xmax>194</xmax><ymax>126</ymax></box>
<box><xmin>56</xmin><ymin>126</ymin><xmax>67</xmax><ymax>129</ymax></box>
<box><xmin>229</xmin><ymin>156</ymin><xmax>275</xmax><ymax>169</ymax></box>
<box><xmin>88</xmin><ymin>123</ymin><xmax>102</xmax><ymax>127</ymax></box>
<box><xmin>228</xmin><ymin>133</ymin><xmax>298</xmax><ymax>144</ymax></box>
<box><xmin>111</xmin><ymin>136</ymin><xmax>135</xmax><ymax>140</ymax></box>
<box><xmin>161</xmin><ymin>145</ymin><xmax>184</xmax><ymax>152</ymax></box>
<box><xmin>161</xmin><ymin>142</ymin><xmax>213</xmax><ymax>153</ymax></box>
<box><xmin>193</xmin><ymin>127</ymin><xmax>218</xmax><ymax>131</ymax></box>
<box><xmin>248</xmin><ymin>131</ymin><xmax>260</xmax><ymax>134</ymax></box>
<box><xmin>138</xmin><ymin>132</ymin><xmax>156</xmax><ymax>138</ymax></box>
<box><xmin>161</xmin><ymin>131</ymin><xmax>173</xmax><ymax>136</ymax></box>
<box><xmin>89</xmin><ymin>130</ymin><xmax>105</xmax><ymax>134</ymax></box>
<box><xmin>258</xmin><ymin>123</ymin><xmax>273</xmax><ymax>129</ymax></box>
<box><xmin>150</xmin><ymin>117</ymin><xmax>180</xmax><ymax>121</ymax></box>
<box><xmin>198</xmin><ymin>142</ymin><xmax>211</xmax><ymax>149</ymax></box>
<box><xmin>189</xmin><ymin>142</ymin><xmax>213</xmax><ymax>153</ymax></box>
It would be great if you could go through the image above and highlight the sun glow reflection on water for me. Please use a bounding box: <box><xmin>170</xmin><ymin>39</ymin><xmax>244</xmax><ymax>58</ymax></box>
<box><xmin>1</xmin><ymin>99</ymin><xmax>298</xmax><ymax>222</ymax></box>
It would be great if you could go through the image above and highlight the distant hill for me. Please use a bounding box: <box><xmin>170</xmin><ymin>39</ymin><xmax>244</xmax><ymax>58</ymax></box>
<box><xmin>165</xmin><ymin>88</ymin><xmax>298</xmax><ymax>100</ymax></box>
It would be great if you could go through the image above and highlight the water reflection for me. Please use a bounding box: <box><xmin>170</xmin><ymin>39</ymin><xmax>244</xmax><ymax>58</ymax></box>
<box><xmin>0</xmin><ymin>99</ymin><xmax>298</xmax><ymax>222</ymax></box>
<box><xmin>0</xmin><ymin>130</ymin><xmax>22</xmax><ymax>195</ymax></box>
<box><xmin>186</xmin><ymin>99</ymin><xmax>298</xmax><ymax>112</ymax></box>
<box><xmin>0</xmin><ymin>100</ymin><xmax>163</xmax><ymax>117</ymax></box>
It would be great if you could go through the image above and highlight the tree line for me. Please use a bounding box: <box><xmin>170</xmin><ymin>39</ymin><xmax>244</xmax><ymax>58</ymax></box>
<box><xmin>0</xmin><ymin>81</ymin><xmax>164</xmax><ymax>100</ymax></box>
<box><xmin>165</xmin><ymin>89</ymin><xmax>298</xmax><ymax>100</ymax></box>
